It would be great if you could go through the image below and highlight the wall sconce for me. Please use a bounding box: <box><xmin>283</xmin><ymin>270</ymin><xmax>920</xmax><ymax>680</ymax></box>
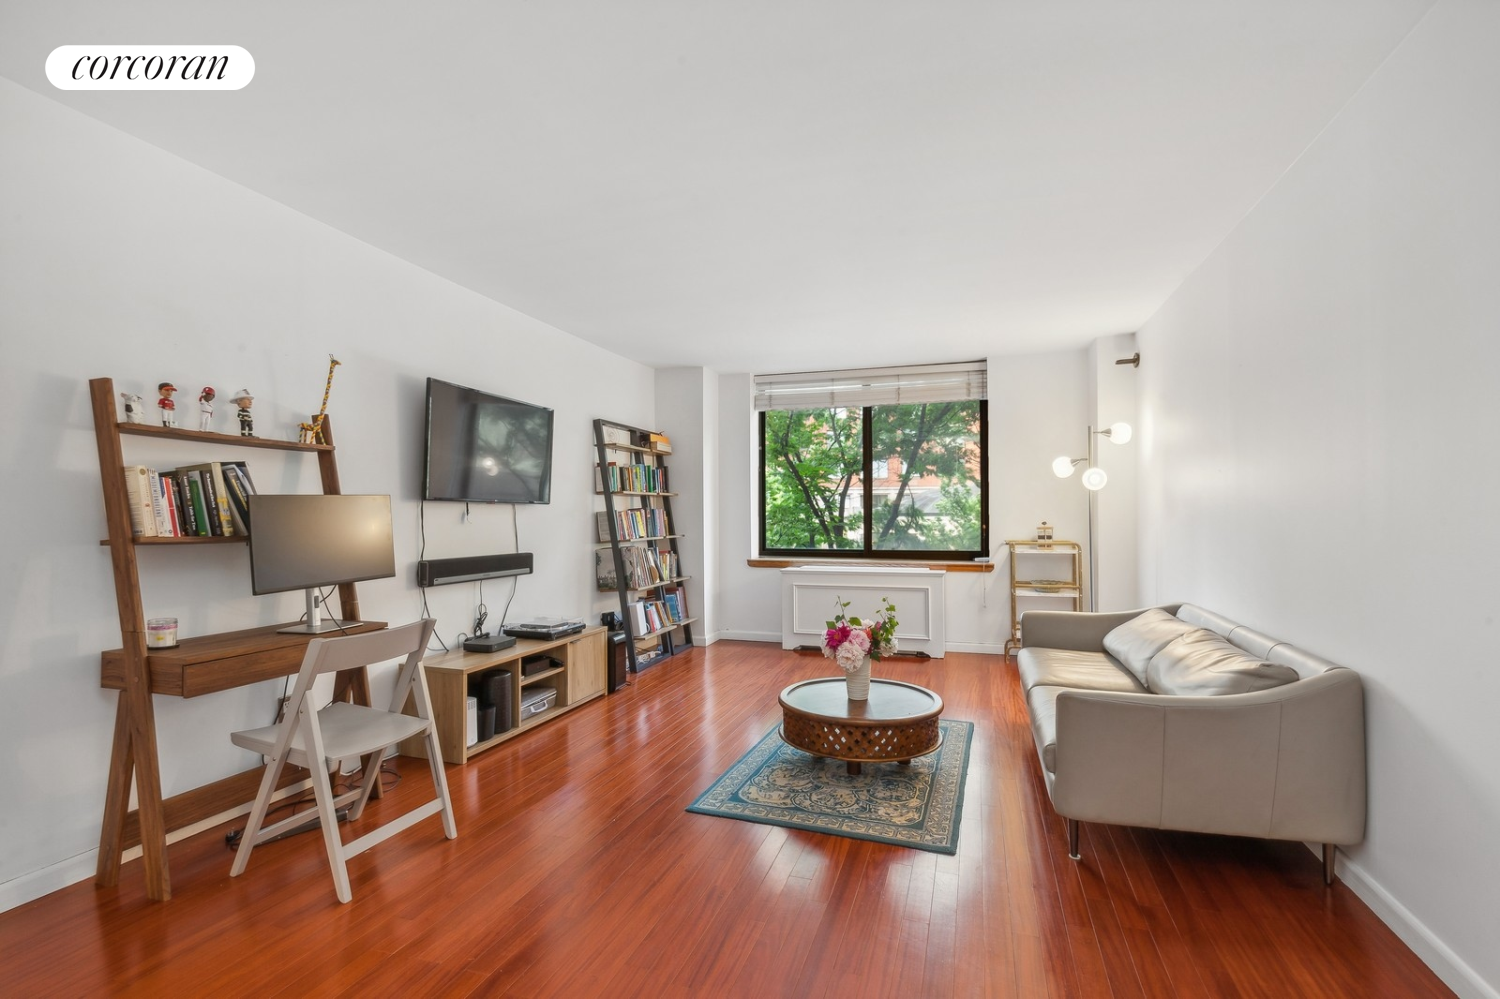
<box><xmin>1050</xmin><ymin>423</ymin><xmax>1132</xmax><ymax>610</ymax></box>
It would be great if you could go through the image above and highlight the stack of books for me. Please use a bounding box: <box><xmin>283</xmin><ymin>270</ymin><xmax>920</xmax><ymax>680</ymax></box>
<box><xmin>122</xmin><ymin>461</ymin><xmax>256</xmax><ymax>538</ymax></box>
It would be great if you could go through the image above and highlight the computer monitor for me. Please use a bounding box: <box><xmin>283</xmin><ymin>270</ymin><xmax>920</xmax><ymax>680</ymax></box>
<box><xmin>248</xmin><ymin>494</ymin><xmax>396</xmax><ymax>634</ymax></box>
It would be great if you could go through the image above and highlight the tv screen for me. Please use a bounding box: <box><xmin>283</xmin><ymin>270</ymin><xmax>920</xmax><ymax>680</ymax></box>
<box><xmin>248</xmin><ymin>494</ymin><xmax>396</xmax><ymax>596</ymax></box>
<box><xmin>424</xmin><ymin>378</ymin><xmax>554</xmax><ymax>504</ymax></box>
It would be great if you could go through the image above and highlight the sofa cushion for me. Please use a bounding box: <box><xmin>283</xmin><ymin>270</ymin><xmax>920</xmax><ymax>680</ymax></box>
<box><xmin>1016</xmin><ymin>647</ymin><xmax>1145</xmax><ymax>694</ymax></box>
<box><xmin>1025</xmin><ymin>685</ymin><xmax>1065</xmax><ymax>773</ymax></box>
<box><xmin>1145</xmin><ymin>628</ymin><xmax>1301</xmax><ymax>696</ymax></box>
<box><xmin>1102</xmin><ymin>608</ymin><xmax>1196</xmax><ymax>685</ymax></box>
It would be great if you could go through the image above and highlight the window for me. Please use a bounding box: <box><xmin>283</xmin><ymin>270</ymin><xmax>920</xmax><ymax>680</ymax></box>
<box><xmin>757</xmin><ymin>362</ymin><xmax>988</xmax><ymax>560</ymax></box>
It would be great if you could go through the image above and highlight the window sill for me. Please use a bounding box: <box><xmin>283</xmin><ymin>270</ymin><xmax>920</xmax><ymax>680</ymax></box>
<box><xmin>746</xmin><ymin>558</ymin><xmax>994</xmax><ymax>573</ymax></box>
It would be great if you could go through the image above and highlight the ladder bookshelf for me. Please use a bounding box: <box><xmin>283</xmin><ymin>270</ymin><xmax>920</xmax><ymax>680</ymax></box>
<box><xmin>592</xmin><ymin>419</ymin><xmax>695</xmax><ymax>676</ymax></box>
<box><xmin>89</xmin><ymin>376</ymin><xmax>380</xmax><ymax>901</ymax></box>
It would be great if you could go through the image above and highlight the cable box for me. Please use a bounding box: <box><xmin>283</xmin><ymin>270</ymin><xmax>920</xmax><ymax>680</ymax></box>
<box><xmin>464</xmin><ymin>633</ymin><xmax>517</xmax><ymax>653</ymax></box>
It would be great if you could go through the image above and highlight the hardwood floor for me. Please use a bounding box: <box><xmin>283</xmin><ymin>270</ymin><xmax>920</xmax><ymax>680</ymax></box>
<box><xmin>1</xmin><ymin>643</ymin><xmax>1453</xmax><ymax>997</ymax></box>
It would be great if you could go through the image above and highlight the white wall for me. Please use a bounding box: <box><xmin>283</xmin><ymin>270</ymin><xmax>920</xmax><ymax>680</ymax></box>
<box><xmin>1135</xmin><ymin>2</ymin><xmax>1499</xmax><ymax>994</ymax></box>
<box><xmin>1088</xmin><ymin>333</ymin><xmax>1140</xmax><ymax>611</ymax></box>
<box><xmin>654</xmin><ymin>367</ymin><xmax>718</xmax><ymax>642</ymax></box>
<box><xmin>0</xmin><ymin>78</ymin><xmax>655</xmax><ymax>910</ymax></box>
<box><xmin>714</xmin><ymin>350</ymin><xmax>1092</xmax><ymax>652</ymax></box>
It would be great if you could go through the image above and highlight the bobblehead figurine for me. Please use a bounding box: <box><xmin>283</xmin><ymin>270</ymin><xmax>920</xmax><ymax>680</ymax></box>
<box><xmin>157</xmin><ymin>382</ymin><xmax>177</xmax><ymax>427</ymax></box>
<box><xmin>198</xmin><ymin>387</ymin><xmax>216</xmax><ymax>431</ymax></box>
<box><xmin>231</xmin><ymin>388</ymin><xmax>255</xmax><ymax>437</ymax></box>
<box><xmin>120</xmin><ymin>392</ymin><xmax>146</xmax><ymax>424</ymax></box>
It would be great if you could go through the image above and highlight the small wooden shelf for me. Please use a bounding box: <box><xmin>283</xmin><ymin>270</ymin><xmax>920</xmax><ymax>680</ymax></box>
<box><xmin>101</xmin><ymin>534</ymin><xmax>249</xmax><ymax>546</ymax></box>
<box><xmin>116</xmin><ymin>422</ymin><xmax>332</xmax><ymax>452</ymax></box>
<box><xmin>1005</xmin><ymin>539</ymin><xmax>1083</xmax><ymax>656</ymax></box>
<box><xmin>597</xmin><ymin>440</ymin><xmax>658</xmax><ymax>455</ymax></box>
<box><xmin>593</xmin><ymin>534</ymin><xmax>682</xmax><ymax>547</ymax></box>
<box><xmin>637</xmin><ymin>616</ymin><xmax>698</xmax><ymax>640</ymax></box>
<box><xmin>595</xmin><ymin>489</ymin><xmax>679</xmax><ymax>497</ymax></box>
<box><xmin>519</xmin><ymin>664</ymin><xmax>565</xmax><ymax>686</ymax></box>
<box><xmin>598</xmin><ymin>575</ymin><xmax>691</xmax><ymax>595</ymax></box>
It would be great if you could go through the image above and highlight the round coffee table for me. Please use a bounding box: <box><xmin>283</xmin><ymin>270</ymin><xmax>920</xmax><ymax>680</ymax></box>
<box><xmin>778</xmin><ymin>677</ymin><xmax>943</xmax><ymax>775</ymax></box>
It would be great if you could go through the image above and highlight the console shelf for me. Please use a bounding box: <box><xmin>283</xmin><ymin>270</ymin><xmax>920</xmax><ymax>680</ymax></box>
<box><xmin>398</xmin><ymin>626</ymin><xmax>607</xmax><ymax>765</ymax></box>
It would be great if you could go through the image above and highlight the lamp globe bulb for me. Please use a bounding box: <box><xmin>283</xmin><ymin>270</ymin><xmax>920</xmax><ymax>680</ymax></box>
<box><xmin>1081</xmin><ymin>466</ymin><xmax>1109</xmax><ymax>490</ymax></box>
<box><xmin>1052</xmin><ymin>456</ymin><xmax>1076</xmax><ymax>478</ymax></box>
<box><xmin>1107</xmin><ymin>422</ymin><xmax>1133</xmax><ymax>444</ymax></box>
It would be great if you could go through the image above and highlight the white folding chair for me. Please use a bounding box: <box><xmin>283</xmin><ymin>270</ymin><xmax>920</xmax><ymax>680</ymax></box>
<box><xmin>229</xmin><ymin>619</ymin><xmax>456</xmax><ymax>903</ymax></box>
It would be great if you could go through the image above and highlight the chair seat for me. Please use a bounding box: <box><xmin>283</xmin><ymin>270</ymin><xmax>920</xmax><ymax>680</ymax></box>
<box><xmin>232</xmin><ymin>702</ymin><xmax>430</xmax><ymax>766</ymax></box>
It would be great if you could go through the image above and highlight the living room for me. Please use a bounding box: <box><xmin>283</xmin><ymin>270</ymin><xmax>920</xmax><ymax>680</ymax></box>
<box><xmin>1</xmin><ymin>2</ymin><xmax>1496</xmax><ymax>996</ymax></box>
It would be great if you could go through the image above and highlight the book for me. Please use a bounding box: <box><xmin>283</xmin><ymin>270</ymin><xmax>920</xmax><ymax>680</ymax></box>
<box><xmin>147</xmin><ymin>469</ymin><xmax>173</xmax><ymax>536</ymax></box>
<box><xmin>184</xmin><ymin>472</ymin><xmax>212</xmax><ymax>537</ymax></box>
<box><xmin>164</xmin><ymin>475</ymin><xmax>184</xmax><ymax>536</ymax></box>
<box><xmin>121</xmin><ymin>465</ymin><xmax>158</xmax><ymax>537</ymax></box>
<box><xmin>178</xmin><ymin>462</ymin><xmax>234</xmax><ymax>536</ymax></box>
<box><xmin>595</xmin><ymin>549</ymin><xmax>618</xmax><ymax>590</ymax></box>
<box><xmin>160</xmin><ymin>474</ymin><xmax>181</xmax><ymax>537</ymax></box>
<box><xmin>220</xmin><ymin>463</ymin><xmax>252</xmax><ymax>536</ymax></box>
<box><xmin>174</xmin><ymin>469</ymin><xmax>202</xmax><ymax>536</ymax></box>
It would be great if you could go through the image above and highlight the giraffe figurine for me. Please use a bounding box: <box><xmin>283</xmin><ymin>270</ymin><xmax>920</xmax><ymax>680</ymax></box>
<box><xmin>298</xmin><ymin>355</ymin><xmax>342</xmax><ymax>444</ymax></box>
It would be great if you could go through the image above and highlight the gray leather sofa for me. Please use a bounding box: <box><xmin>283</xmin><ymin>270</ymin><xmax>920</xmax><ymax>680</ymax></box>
<box><xmin>1017</xmin><ymin>603</ymin><xmax>1365</xmax><ymax>884</ymax></box>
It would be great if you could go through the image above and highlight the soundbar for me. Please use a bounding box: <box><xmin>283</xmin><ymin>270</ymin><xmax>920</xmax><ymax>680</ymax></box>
<box><xmin>416</xmin><ymin>552</ymin><xmax>534</xmax><ymax>587</ymax></box>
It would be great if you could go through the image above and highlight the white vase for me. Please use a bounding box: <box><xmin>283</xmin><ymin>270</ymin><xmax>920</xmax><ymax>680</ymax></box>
<box><xmin>846</xmin><ymin>657</ymin><xmax>872</xmax><ymax>700</ymax></box>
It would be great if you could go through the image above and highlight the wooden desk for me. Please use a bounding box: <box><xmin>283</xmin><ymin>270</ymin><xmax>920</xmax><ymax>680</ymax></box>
<box><xmin>96</xmin><ymin>621</ymin><xmax>386</xmax><ymax>899</ymax></box>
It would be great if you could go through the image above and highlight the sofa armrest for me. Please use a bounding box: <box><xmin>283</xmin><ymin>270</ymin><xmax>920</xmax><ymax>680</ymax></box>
<box><xmin>1049</xmin><ymin>669</ymin><xmax>1365</xmax><ymax>845</ymax></box>
<box><xmin>1020</xmin><ymin>605</ymin><xmax>1179</xmax><ymax>652</ymax></box>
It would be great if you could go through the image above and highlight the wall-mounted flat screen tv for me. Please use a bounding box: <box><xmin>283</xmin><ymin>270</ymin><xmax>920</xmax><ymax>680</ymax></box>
<box><xmin>424</xmin><ymin>377</ymin><xmax>554</xmax><ymax>504</ymax></box>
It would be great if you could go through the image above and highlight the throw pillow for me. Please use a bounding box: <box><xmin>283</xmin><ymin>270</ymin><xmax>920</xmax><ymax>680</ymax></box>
<box><xmin>1102</xmin><ymin>608</ymin><xmax>1196</xmax><ymax>685</ymax></box>
<box><xmin>1146</xmin><ymin>628</ymin><xmax>1301</xmax><ymax>696</ymax></box>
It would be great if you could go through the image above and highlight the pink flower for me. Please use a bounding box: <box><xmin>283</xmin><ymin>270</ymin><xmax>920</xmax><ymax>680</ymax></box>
<box><xmin>848</xmin><ymin>629</ymin><xmax>871</xmax><ymax>653</ymax></box>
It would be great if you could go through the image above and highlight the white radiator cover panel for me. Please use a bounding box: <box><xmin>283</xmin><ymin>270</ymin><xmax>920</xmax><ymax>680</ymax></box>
<box><xmin>780</xmin><ymin>566</ymin><xmax>946</xmax><ymax>658</ymax></box>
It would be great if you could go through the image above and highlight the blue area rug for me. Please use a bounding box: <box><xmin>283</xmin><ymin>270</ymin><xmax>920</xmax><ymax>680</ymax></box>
<box><xmin>686</xmin><ymin>718</ymin><xmax>973</xmax><ymax>854</ymax></box>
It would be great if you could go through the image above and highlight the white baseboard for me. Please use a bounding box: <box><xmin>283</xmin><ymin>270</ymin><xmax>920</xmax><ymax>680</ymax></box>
<box><xmin>1317</xmin><ymin>844</ymin><xmax>1497</xmax><ymax>999</ymax></box>
<box><xmin>715</xmin><ymin>630</ymin><xmax>781</xmax><ymax>643</ymax></box>
<box><xmin>0</xmin><ymin>777</ymin><xmax>314</xmax><ymax>915</ymax></box>
<box><xmin>944</xmin><ymin>642</ymin><xmax>1008</xmax><ymax>656</ymax></box>
<box><xmin>0</xmin><ymin>851</ymin><xmax>99</xmax><ymax>913</ymax></box>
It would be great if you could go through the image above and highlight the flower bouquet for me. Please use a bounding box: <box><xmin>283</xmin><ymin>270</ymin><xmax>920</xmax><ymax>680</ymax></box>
<box><xmin>823</xmin><ymin>596</ymin><xmax>898</xmax><ymax>699</ymax></box>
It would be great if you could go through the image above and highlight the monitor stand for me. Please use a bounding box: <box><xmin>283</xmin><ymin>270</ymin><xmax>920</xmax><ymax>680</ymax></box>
<box><xmin>277</xmin><ymin>588</ymin><xmax>358</xmax><ymax>635</ymax></box>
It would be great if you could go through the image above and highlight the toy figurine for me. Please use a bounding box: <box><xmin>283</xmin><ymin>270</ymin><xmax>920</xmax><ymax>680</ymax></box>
<box><xmin>298</xmin><ymin>355</ymin><xmax>341</xmax><ymax>444</ymax></box>
<box><xmin>157</xmin><ymin>382</ymin><xmax>177</xmax><ymax>427</ymax></box>
<box><xmin>231</xmin><ymin>388</ymin><xmax>254</xmax><ymax>437</ymax></box>
<box><xmin>198</xmin><ymin>387</ymin><xmax>216</xmax><ymax>432</ymax></box>
<box><xmin>120</xmin><ymin>392</ymin><xmax>146</xmax><ymax>424</ymax></box>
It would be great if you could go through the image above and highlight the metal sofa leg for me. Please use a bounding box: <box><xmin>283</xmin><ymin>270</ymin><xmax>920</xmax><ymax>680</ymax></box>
<box><xmin>1067</xmin><ymin>818</ymin><xmax>1080</xmax><ymax>860</ymax></box>
<box><xmin>1322</xmin><ymin>843</ymin><xmax>1336</xmax><ymax>886</ymax></box>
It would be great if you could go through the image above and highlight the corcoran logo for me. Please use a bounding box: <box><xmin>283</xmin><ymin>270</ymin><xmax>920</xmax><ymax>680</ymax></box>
<box><xmin>46</xmin><ymin>45</ymin><xmax>254</xmax><ymax>90</ymax></box>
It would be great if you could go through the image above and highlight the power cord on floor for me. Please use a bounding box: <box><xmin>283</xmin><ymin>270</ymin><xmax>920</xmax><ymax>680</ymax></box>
<box><xmin>224</xmin><ymin>763</ymin><xmax>403</xmax><ymax>849</ymax></box>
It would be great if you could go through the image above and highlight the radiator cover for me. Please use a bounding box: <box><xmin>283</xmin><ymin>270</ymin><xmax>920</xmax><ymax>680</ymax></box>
<box><xmin>780</xmin><ymin>566</ymin><xmax>946</xmax><ymax>658</ymax></box>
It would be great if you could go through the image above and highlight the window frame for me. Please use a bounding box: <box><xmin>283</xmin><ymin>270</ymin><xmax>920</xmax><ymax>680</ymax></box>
<box><xmin>757</xmin><ymin>399</ymin><xmax>989</xmax><ymax>562</ymax></box>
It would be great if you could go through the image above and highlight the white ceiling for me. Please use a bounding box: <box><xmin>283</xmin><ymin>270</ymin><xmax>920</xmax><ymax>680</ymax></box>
<box><xmin>1</xmin><ymin>1</ymin><xmax>1434</xmax><ymax>371</ymax></box>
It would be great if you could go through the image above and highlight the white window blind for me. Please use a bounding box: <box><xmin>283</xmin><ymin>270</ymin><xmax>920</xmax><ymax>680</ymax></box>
<box><xmin>753</xmin><ymin>360</ymin><xmax>987</xmax><ymax>412</ymax></box>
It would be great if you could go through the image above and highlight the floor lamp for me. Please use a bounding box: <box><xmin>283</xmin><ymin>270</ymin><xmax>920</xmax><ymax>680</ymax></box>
<box><xmin>1052</xmin><ymin>423</ymin><xmax>1131</xmax><ymax>611</ymax></box>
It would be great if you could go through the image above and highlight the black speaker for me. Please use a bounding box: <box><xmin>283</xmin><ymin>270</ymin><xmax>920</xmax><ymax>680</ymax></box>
<box><xmin>608</xmin><ymin>632</ymin><xmax>629</xmax><ymax>693</ymax></box>
<box><xmin>477</xmin><ymin>705</ymin><xmax>497</xmax><ymax>743</ymax></box>
<box><xmin>417</xmin><ymin>552</ymin><xmax>533</xmax><ymax>587</ymax></box>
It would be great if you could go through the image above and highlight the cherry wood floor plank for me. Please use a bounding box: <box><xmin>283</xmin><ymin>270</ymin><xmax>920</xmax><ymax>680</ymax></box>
<box><xmin>0</xmin><ymin>644</ymin><xmax>1455</xmax><ymax>998</ymax></box>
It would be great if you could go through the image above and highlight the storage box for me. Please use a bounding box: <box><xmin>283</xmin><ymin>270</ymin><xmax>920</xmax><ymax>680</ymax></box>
<box><xmin>519</xmin><ymin>685</ymin><xmax>557</xmax><ymax>719</ymax></box>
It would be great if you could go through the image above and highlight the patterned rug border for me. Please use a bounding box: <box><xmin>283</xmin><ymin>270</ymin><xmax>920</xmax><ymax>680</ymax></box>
<box><xmin>686</xmin><ymin>718</ymin><xmax>973</xmax><ymax>855</ymax></box>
